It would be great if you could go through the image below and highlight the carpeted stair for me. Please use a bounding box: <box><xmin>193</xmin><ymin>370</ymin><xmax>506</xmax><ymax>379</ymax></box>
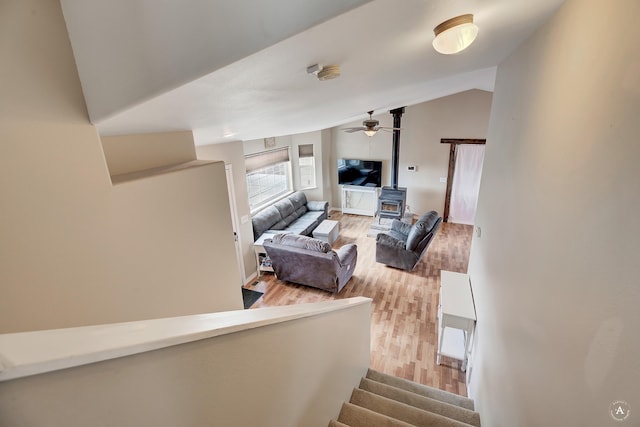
<box><xmin>330</xmin><ymin>369</ymin><xmax>480</xmax><ymax>427</ymax></box>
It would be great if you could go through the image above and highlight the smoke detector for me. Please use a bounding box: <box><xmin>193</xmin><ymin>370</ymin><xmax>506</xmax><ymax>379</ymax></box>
<box><xmin>306</xmin><ymin>64</ymin><xmax>341</xmax><ymax>81</ymax></box>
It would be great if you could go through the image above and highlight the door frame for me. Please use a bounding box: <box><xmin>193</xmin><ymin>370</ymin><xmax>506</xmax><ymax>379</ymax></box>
<box><xmin>441</xmin><ymin>138</ymin><xmax>486</xmax><ymax>222</ymax></box>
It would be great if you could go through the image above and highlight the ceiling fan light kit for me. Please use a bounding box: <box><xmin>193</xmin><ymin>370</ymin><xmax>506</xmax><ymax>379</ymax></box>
<box><xmin>317</xmin><ymin>64</ymin><xmax>341</xmax><ymax>80</ymax></box>
<box><xmin>432</xmin><ymin>14</ymin><xmax>478</xmax><ymax>55</ymax></box>
<box><xmin>306</xmin><ymin>64</ymin><xmax>341</xmax><ymax>81</ymax></box>
<box><xmin>342</xmin><ymin>110</ymin><xmax>402</xmax><ymax>137</ymax></box>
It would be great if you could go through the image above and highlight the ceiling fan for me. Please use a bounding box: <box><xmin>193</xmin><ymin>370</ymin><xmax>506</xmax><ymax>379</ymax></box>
<box><xmin>342</xmin><ymin>111</ymin><xmax>401</xmax><ymax>137</ymax></box>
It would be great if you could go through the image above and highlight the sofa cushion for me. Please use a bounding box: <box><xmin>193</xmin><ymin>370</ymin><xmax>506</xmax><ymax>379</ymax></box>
<box><xmin>282</xmin><ymin>212</ymin><xmax>299</xmax><ymax>226</ymax></box>
<box><xmin>288</xmin><ymin>191</ymin><xmax>308</xmax><ymax>210</ymax></box>
<box><xmin>419</xmin><ymin>211</ymin><xmax>440</xmax><ymax>230</ymax></box>
<box><xmin>283</xmin><ymin>223</ymin><xmax>311</xmax><ymax>235</ymax></box>
<box><xmin>406</xmin><ymin>211</ymin><xmax>439</xmax><ymax>251</ymax></box>
<box><xmin>287</xmin><ymin>216</ymin><xmax>316</xmax><ymax>228</ymax></box>
<box><xmin>271</xmin><ymin>233</ymin><xmax>331</xmax><ymax>253</ymax></box>
<box><xmin>391</xmin><ymin>219</ymin><xmax>412</xmax><ymax>236</ymax></box>
<box><xmin>377</xmin><ymin>232</ymin><xmax>406</xmax><ymax>249</ymax></box>
<box><xmin>297</xmin><ymin>210</ymin><xmax>324</xmax><ymax>223</ymax></box>
<box><xmin>252</xmin><ymin>206</ymin><xmax>282</xmax><ymax>239</ymax></box>
<box><xmin>307</xmin><ymin>200</ymin><xmax>328</xmax><ymax>212</ymax></box>
<box><xmin>406</xmin><ymin>225</ymin><xmax>427</xmax><ymax>252</ymax></box>
<box><xmin>270</xmin><ymin>220</ymin><xmax>288</xmax><ymax>230</ymax></box>
<box><xmin>273</xmin><ymin>198</ymin><xmax>296</xmax><ymax>219</ymax></box>
<box><xmin>385</xmin><ymin>230</ymin><xmax>409</xmax><ymax>246</ymax></box>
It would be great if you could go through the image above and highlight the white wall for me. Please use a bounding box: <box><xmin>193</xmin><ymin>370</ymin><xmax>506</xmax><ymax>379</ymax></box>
<box><xmin>60</xmin><ymin>0</ymin><xmax>369</xmax><ymax>122</ymax></box>
<box><xmin>0</xmin><ymin>299</ymin><xmax>372</xmax><ymax>427</ymax></box>
<box><xmin>321</xmin><ymin>129</ymin><xmax>334</xmax><ymax>207</ymax></box>
<box><xmin>467</xmin><ymin>1</ymin><xmax>640</xmax><ymax>425</ymax></box>
<box><xmin>196</xmin><ymin>141</ymin><xmax>256</xmax><ymax>283</ymax></box>
<box><xmin>101</xmin><ymin>131</ymin><xmax>197</xmax><ymax>176</ymax></box>
<box><xmin>0</xmin><ymin>0</ymin><xmax>242</xmax><ymax>333</ymax></box>
<box><xmin>243</xmin><ymin>135</ymin><xmax>293</xmax><ymax>156</ymax></box>
<box><xmin>331</xmin><ymin>91</ymin><xmax>493</xmax><ymax>216</ymax></box>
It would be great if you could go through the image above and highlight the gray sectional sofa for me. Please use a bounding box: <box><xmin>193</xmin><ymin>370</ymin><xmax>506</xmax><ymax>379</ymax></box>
<box><xmin>251</xmin><ymin>191</ymin><xmax>328</xmax><ymax>241</ymax></box>
<box><xmin>263</xmin><ymin>234</ymin><xmax>357</xmax><ymax>293</ymax></box>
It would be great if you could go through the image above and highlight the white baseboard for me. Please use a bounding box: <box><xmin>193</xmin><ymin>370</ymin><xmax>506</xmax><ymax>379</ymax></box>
<box><xmin>244</xmin><ymin>272</ymin><xmax>258</xmax><ymax>286</ymax></box>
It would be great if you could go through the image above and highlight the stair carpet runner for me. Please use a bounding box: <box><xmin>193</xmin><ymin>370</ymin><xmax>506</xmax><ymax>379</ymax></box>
<box><xmin>329</xmin><ymin>369</ymin><xmax>480</xmax><ymax>427</ymax></box>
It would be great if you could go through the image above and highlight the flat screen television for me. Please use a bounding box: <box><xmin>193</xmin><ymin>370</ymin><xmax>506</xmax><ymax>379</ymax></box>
<box><xmin>337</xmin><ymin>159</ymin><xmax>382</xmax><ymax>187</ymax></box>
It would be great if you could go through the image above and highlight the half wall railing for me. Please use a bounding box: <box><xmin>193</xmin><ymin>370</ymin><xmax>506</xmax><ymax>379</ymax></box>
<box><xmin>0</xmin><ymin>297</ymin><xmax>372</xmax><ymax>427</ymax></box>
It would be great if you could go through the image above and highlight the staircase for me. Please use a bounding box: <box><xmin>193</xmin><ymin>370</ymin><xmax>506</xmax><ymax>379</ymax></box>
<box><xmin>329</xmin><ymin>369</ymin><xmax>480</xmax><ymax>427</ymax></box>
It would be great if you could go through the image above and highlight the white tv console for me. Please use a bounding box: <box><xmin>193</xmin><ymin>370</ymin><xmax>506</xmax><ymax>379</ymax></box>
<box><xmin>341</xmin><ymin>185</ymin><xmax>379</xmax><ymax>216</ymax></box>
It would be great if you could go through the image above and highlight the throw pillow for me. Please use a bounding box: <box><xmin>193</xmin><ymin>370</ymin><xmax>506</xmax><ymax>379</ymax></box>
<box><xmin>271</xmin><ymin>233</ymin><xmax>331</xmax><ymax>253</ymax></box>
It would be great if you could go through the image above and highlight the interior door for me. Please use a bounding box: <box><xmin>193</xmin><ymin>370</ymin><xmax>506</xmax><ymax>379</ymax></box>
<box><xmin>225</xmin><ymin>164</ymin><xmax>246</xmax><ymax>285</ymax></box>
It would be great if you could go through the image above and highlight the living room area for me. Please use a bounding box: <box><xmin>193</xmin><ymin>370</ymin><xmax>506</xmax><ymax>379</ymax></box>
<box><xmin>201</xmin><ymin>88</ymin><xmax>493</xmax><ymax>397</ymax></box>
<box><xmin>248</xmin><ymin>211</ymin><xmax>475</xmax><ymax>396</ymax></box>
<box><xmin>197</xmin><ymin>89</ymin><xmax>493</xmax><ymax>294</ymax></box>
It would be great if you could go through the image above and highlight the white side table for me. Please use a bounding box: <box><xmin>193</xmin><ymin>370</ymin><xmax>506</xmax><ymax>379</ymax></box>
<box><xmin>254</xmin><ymin>233</ymin><xmax>277</xmax><ymax>277</ymax></box>
<box><xmin>312</xmin><ymin>220</ymin><xmax>339</xmax><ymax>245</ymax></box>
<box><xmin>437</xmin><ymin>270</ymin><xmax>477</xmax><ymax>372</ymax></box>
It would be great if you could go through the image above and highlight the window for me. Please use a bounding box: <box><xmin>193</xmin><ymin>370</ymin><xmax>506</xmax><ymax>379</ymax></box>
<box><xmin>245</xmin><ymin>147</ymin><xmax>292</xmax><ymax>212</ymax></box>
<box><xmin>298</xmin><ymin>144</ymin><xmax>316</xmax><ymax>189</ymax></box>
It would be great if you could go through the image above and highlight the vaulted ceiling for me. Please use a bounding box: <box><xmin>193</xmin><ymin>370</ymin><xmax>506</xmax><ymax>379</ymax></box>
<box><xmin>61</xmin><ymin>0</ymin><xmax>565</xmax><ymax>145</ymax></box>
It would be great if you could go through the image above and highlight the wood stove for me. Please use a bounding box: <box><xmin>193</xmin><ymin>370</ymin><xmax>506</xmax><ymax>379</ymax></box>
<box><xmin>379</xmin><ymin>186</ymin><xmax>407</xmax><ymax>219</ymax></box>
<box><xmin>377</xmin><ymin>107</ymin><xmax>407</xmax><ymax>220</ymax></box>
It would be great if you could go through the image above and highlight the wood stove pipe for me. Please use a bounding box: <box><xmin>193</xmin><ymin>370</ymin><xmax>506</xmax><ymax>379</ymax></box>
<box><xmin>389</xmin><ymin>107</ymin><xmax>405</xmax><ymax>189</ymax></box>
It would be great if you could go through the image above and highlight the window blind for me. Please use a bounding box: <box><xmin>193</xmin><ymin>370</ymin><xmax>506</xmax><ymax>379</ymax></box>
<box><xmin>298</xmin><ymin>144</ymin><xmax>314</xmax><ymax>158</ymax></box>
<box><xmin>245</xmin><ymin>147</ymin><xmax>289</xmax><ymax>172</ymax></box>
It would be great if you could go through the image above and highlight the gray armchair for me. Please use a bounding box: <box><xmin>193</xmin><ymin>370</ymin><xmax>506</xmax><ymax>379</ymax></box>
<box><xmin>375</xmin><ymin>211</ymin><xmax>442</xmax><ymax>271</ymax></box>
<box><xmin>263</xmin><ymin>234</ymin><xmax>357</xmax><ymax>293</ymax></box>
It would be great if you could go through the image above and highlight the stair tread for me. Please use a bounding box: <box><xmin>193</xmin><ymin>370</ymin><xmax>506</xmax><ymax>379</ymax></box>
<box><xmin>350</xmin><ymin>388</ymin><xmax>477</xmax><ymax>427</ymax></box>
<box><xmin>359</xmin><ymin>378</ymin><xmax>481</xmax><ymax>426</ymax></box>
<box><xmin>366</xmin><ymin>369</ymin><xmax>475</xmax><ymax>410</ymax></box>
<box><xmin>338</xmin><ymin>402</ymin><xmax>415</xmax><ymax>427</ymax></box>
<box><xmin>328</xmin><ymin>420</ymin><xmax>350</xmax><ymax>427</ymax></box>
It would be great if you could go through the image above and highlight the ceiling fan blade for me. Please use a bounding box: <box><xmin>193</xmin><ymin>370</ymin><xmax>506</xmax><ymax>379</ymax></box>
<box><xmin>342</xmin><ymin>127</ymin><xmax>366</xmax><ymax>133</ymax></box>
<box><xmin>378</xmin><ymin>127</ymin><xmax>403</xmax><ymax>131</ymax></box>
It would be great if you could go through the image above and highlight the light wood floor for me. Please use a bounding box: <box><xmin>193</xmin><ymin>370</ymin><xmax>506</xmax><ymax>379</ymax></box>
<box><xmin>245</xmin><ymin>211</ymin><xmax>473</xmax><ymax>396</ymax></box>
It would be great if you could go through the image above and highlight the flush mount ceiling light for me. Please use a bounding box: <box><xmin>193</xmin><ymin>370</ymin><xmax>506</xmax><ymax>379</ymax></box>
<box><xmin>432</xmin><ymin>14</ymin><xmax>478</xmax><ymax>55</ymax></box>
<box><xmin>306</xmin><ymin>64</ymin><xmax>341</xmax><ymax>81</ymax></box>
